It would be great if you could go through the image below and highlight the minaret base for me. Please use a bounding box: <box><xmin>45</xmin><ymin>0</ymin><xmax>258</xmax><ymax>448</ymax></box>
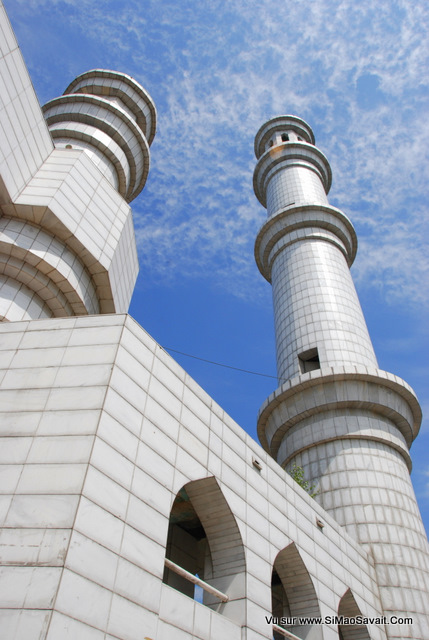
<box><xmin>258</xmin><ymin>367</ymin><xmax>429</xmax><ymax>639</ymax></box>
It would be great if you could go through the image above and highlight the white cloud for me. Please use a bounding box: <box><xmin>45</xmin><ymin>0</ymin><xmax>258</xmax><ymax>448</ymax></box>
<box><xmin>9</xmin><ymin>0</ymin><xmax>429</xmax><ymax>306</ymax></box>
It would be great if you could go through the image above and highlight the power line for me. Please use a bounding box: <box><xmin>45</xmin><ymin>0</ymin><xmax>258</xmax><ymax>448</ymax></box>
<box><xmin>162</xmin><ymin>346</ymin><xmax>279</xmax><ymax>381</ymax></box>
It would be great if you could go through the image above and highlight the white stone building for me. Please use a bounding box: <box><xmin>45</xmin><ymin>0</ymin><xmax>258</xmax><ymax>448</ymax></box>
<box><xmin>0</xmin><ymin>3</ymin><xmax>428</xmax><ymax>639</ymax></box>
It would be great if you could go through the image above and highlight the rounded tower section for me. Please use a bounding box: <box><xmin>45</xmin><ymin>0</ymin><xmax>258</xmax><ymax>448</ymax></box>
<box><xmin>253</xmin><ymin>115</ymin><xmax>330</xmax><ymax>215</ymax></box>
<box><xmin>0</xmin><ymin>70</ymin><xmax>156</xmax><ymax>323</ymax></box>
<box><xmin>43</xmin><ymin>69</ymin><xmax>157</xmax><ymax>203</ymax></box>
<box><xmin>254</xmin><ymin>115</ymin><xmax>375</xmax><ymax>382</ymax></box>
<box><xmin>254</xmin><ymin>115</ymin><xmax>429</xmax><ymax>639</ymax></box>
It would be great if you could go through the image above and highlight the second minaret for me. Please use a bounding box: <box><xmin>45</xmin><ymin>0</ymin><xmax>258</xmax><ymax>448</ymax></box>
<box><xmin>254</xmin><ymin>116</ymin><xmax>429</xmax><ymax>640</ymax></box>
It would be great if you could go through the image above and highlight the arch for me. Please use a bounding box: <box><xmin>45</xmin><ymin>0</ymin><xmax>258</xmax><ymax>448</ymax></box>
<box><xmin>272</xmin><ymin>542</ymin><xmax>322</xmax><ymax>639</ymax></box>
<box><xmin>163</xmin><ymin>476</ymin><xmax>246</xmax><ymax>623</ymax></box>
<box><xmin>338</xmin><ymin>589</ymin><xmax>370</xmax><ymax>640</ymax></box>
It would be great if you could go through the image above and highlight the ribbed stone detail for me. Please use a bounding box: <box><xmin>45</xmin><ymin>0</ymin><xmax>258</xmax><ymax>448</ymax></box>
<box><xmin>43</xmin><ymin>69</ymin><xmax>156</xmax><ymax>203</ymax></box>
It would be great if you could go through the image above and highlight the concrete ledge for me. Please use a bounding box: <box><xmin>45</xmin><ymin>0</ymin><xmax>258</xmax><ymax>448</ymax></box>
<box><xmin>255</xmin><ymin>203</ymin><xmax>358</xmax><ymax>280</ymax></box>
<box><xmin>257</xmin><ymin>366</ymin><xmax>422</xmax><ymax>457</ymax></box>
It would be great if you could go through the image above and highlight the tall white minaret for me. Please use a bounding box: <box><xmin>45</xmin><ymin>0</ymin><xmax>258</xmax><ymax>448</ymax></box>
<box><xmin>0</xmin><ymin>69</ymin><xmax>156</xmax><ymax>324</ymax></box>
<box><xmin>254</xmin><ymin>115</ymin><xmax>429</xmax><ymax>640</ymax></box>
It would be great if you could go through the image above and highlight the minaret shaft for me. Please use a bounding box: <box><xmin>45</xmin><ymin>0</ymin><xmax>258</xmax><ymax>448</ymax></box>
<box><xmin>271</xmin><ymin>238</ymin><xmax>377</xmax><ymax>382</ymax></box>
<box><xmin>254</xmin><ymin>115</ymin><xmax>429</xmax><ymax>639</ymax></box>
<box><xmin>266</xmin><ymin>163</ymin><xmax>329</xmax><ymax>215</ymax></box>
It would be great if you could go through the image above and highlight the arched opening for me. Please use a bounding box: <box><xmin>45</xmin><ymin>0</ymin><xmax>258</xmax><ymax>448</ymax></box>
<box><xmin>338</xmin><ymin>589</ymin><xmax>370</xmax><ymax>640</ymax></box>
<box><xmin>272</xmin><ymin>543</ymin><xmax>322</xmax><ymax>639</ymax></box>
<box><xmin>163</xmin><ymin>476</ymin><xmax>246</xmax><ymax>622</ymax></box>
<box><xmin>163</xmin><ymin>486</ymin><xmax>207</xmax><ymax>600</ymax></box>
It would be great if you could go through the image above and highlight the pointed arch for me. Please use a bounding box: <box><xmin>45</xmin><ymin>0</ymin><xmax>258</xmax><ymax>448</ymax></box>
<box><xmin>163</xmin><ymin>476</ymin><xmax>246</xmax><ymax>623</ymax></box>
<box><xmin>338</xmin><ymin>589</ymin><xmax>371</xmax><ymax>640</ymax></box>
<box><xmin>272</xmin><ymin>542</ymin><xmax>322</xmax><ymax>639</ymax></box>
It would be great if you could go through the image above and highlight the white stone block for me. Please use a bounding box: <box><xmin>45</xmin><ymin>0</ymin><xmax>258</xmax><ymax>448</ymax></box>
<box><xmin>156</xmin><ymin>619</ymin><xmax>192</xmax><ymax>640</ymax></box>
<box><xmin>103</xmin><ymin>388</ymin><xmax>143</xmax><ymax>437</ymax></box>
<box><xmin>136</xmin><ymin>442</ymin><xmax>175</xmax><ymax>487</ymax></box>
<box><xmin>0</xmin><ymin>464</ymin><xmax>23</xmax><ymax>493</ymax></box>
<box><xmin>16</xmin><ymin>463</ymin><xmax>87</xmax><ymax>495</ymax></box>
<box><xmin>45</xmin><ymin>386</ymin><xmax>106</xmax><ymax>411</ymax></box>
<box><xmin>107</xmin><ymin>593</ymin><xmax>158</xmax><ymax>640</ymax></box>
<box><xmin>210</xmin><ymin>609</ymin><xmax>242</xmax><ymax>639</ymax></box>
<box><xmin>114</xmin><ymin>345</ymin><xmax>151</xmax><ymax>389</ymax></box>
<box><xmin>65</xmin><ymin>531</ymin><xmax>119</xmax><ymax>591</ymax></box>
<box><xmin>74</xmin><ymin>495</ymin><xmax>124</xmax><ymax>552</ymax></box>
<box><xmin>0</xmin><ymin>436</ymin><xmax>32</xmax><ymax>463</ymax></box>
<box><xmin>0</xmin><ymin>528</ymin><xmax>70</xmax><ymax>566</ymax></box>
<box><xmin>178</xmin><ymin>426</ymin><xmax>209</xmax><ymax>467</ymax></box>
<box><xmin>97</xmin><ymin>412</ymin><xmax>139</xmax><ymax>461</ymax></box>
<box><xmin>46</xmin><ymin>611</ymin><xmax>105</xmax><ymax>640</ymax></box>
<box><xmin>84</xmin><ymin>465</ymin><xmax>130</xmax><ymax>520</ymax></box>
<box><xmin>0</xmin><ymin>566</ymin><xmax>61</xmax><ymax>607</ymax></box>
<box><xmin>0</xmin><ymin>609</ymin><xmax>51</xmax><ymax>640</ymax></box>
<box><xmin>55</xmin><ymin>569</ymin><xmax>112</xmax><ymax>630</ymax></box>
<box><xmin>120</xmin><ymin>523</ymin><xmax>164</xmax><ymax>577</ymax></box>
<box><xmin>131</xmin><ymin>466</ymin><xmax>172</xmax><ymax>514</ymax></box>
<box><xmin>193</xmin><ymin>600</ymin><xmax>211</xmax><ymax>639</ymax></box>
<box><xmin>175</xmin><ymin>447</ymin><xmax>207</xmax><ymax>482</ymax></box>
<box><xmin>0</xmin><ymin>388</ymin><xmax>50</xmax><ymax>412</ymax></box>
<box><xmin>120</xmin><ymin>329</ymin><xmax>154</xmax><ymax>371</ymax></box>
<box><xmin>109</xmin><ymin>366</ymin><xmax>148</xmax><ymax>412</ymax></box>
<box><xmin>37</xmin><ymin>409</ymin><xmax>101</xmax><ymax>436</ymax></box>
<box><xmin>126</xmin><ymin>495</ymin><xmax>168</xmax><ymax>545</ymax></box>
<box><xmin>68</xmin><ymin>324</ymin><xmax>123</xmax><ymax>347</ymax></box>
<box><xmin>152</xmin><ymin>357</ymin><xmax>184</xmax><ymax>401</ymax></box>
<box><xmin>90</xmin><ymin>438</ymin><xmax>134</xmax><ymax>491</ymax></box>
<box><xmin>27</xmin><ymin>435</ymin><xmax>94</xmax><ymax>464</ymax></box>
<box><xmin>159</xmin><ymin>584</ymin><xmax>194</xmax><ymax>634</ymax></box>
<box><xmin>148</xmin><ymin>376</ymin><xmax>182</xmax><ymax>420</ymax></box>
<box><xmin>55</xmin><ymin>363</ymin><xmax>113</xmax><ymax>388</ymax></box>
<box><xmin>19</xmin><ymin>328</ymin><xmax>72</xmax><ymax>349</ymax></box>
<box><xmin>140</xmin><ymin>420</ymin><xmax>177</xmax><ymax>464</ymax></box>
<box><xmin>5</xmin><ymin>494</ymin><xmax>80</xmax><ymax>528</ymax></box>
<box><xmin>114</xmin><ymin>558</ymin><xmax>162</xmax><ymax>611</ymax></box>
<box><xmin>143</xmin><ymin>396</ymin><xmax>180</xmax><ymax>441</ymax></box>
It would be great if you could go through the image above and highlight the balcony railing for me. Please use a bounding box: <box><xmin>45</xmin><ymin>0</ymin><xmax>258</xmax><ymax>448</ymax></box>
<box><xmin>272</xmin><ymin>624</ymin><xmax>303</xmax><ymax>639</ymax></box>
<box><xmin>164</xmin><ymin>558</ymin><xmax>229</xmax><ymax>603</ymax></box>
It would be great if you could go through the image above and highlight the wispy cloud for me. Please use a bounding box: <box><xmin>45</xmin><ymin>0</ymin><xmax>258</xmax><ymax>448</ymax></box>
<box><xmin>9</xmin><ymin>0</ymin><xmax>429</xmax><ymax>307</ymax></box>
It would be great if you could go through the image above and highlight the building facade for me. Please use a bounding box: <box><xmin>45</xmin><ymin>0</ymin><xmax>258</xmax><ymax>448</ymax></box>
<box><xmin>0</xmin><ymin>3</ymin><xmax>428</xmax><ymax>639</ymax></box>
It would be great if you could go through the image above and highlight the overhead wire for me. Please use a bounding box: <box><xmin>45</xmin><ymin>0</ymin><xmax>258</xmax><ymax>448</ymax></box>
<box><xmin>162</xmin><ymin>345</ymin><xmax>279</xmax><ymax>381</ymax></box>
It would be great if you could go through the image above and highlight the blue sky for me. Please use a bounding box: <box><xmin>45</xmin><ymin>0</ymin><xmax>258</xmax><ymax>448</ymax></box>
<box><xmin>6</xmin><ymin>0</ymin><xmax>429</xmax><ymax>532</ymax></box>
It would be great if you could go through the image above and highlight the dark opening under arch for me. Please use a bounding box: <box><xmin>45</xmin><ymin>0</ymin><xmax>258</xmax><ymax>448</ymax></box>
<box><xmin>163</xmin><ymin>476</ymin><xmax>246</xmax><ymax>623</ymax></box>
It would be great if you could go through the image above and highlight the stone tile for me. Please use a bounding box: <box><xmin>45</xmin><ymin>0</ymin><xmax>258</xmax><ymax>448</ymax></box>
<box><xmin>120</xmin><ymin>524</ymin><xmax>164</xmax><ymax>577</ymax></box>
<box><xmin>65</xmin><ymin>530</ymin><xmax>119</xmax><ymax>592</ymax></box>
<box><xmin>87</xmin><ymin>466</ymin><xmax>131</xmax><ymax>519</ymax></box>
<box><xmin>0</xmin><ymin>609</ymin><xmax>52</xmax><ymax>640</ymax></box>
<box><xmin>0</xmin><ymin>528</ymin><xmax>70</xmax><ymax>566</ymax></box>
<box><xmin>114</xmin><ymin>559</ymin><xmax>162</xmax><ymax>612</ymax></box>
<box><xmin>16</xmin><ymin>463</ymin><xmax>87</xmax><ymax>494</ymax></box>
<box><xmin>0</xmin><ymin>566</ymin><xmax>61</xmax><ymax>608</ymax></box>
<box><xmin>107</xmin><ymin>593</ymin><xmax>158</xmax><ymax>640</ymax></box>
<box><xmin>27</xmin><ymin>435</ymin><xmax>94</xmax><ymax>464</ymax></box>
<box><xmin>158</xmin><ymin>584</ymin><xmax>194</xmax><ymax>634</ymax></box>
<box><xmin>5</xmin><ymin>494</ymin><xmax>80</xmax><ymax>528</ymax></box>
<box><xmin>74</xmin><ymin>497</ymin><xmax>124</xmax><ymax>555</ymax></box>
<box><xmin>55</xmin><ymin>569</ymin><xmax>112</xmax><ymax>631</ymax></box>
<box><xmin>46</xmin><ymin>612</ymin><xmax>106</xmax><ymax>640</ymax></box>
